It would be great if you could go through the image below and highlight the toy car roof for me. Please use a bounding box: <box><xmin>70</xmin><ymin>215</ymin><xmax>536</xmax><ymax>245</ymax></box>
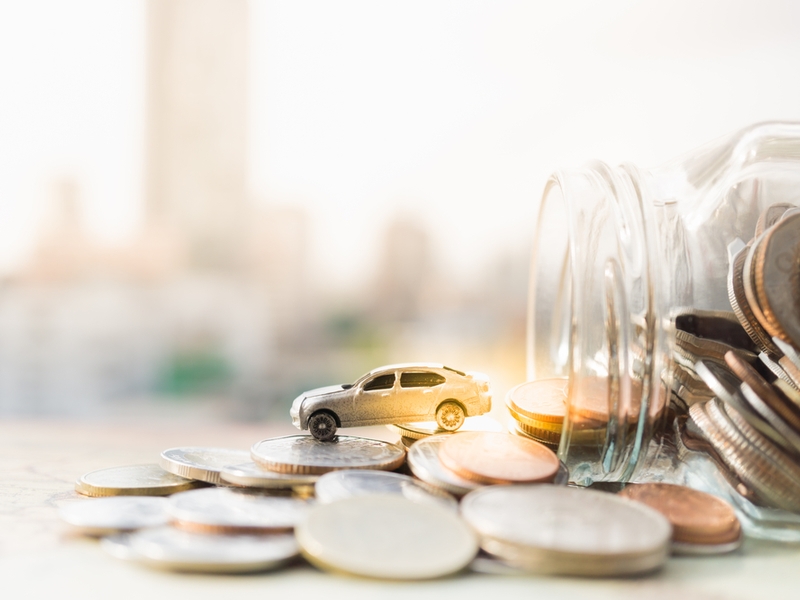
<box><xmin>363</xmin><ymin>363</ymin><xmax>467</xmax><ymax>377</ymax></box>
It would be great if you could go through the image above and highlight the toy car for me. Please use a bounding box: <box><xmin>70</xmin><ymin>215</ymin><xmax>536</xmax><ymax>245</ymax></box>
<box><xmin>290</xmin><ymin>363</ymin><xmax>492</xmax><ymax>441</ymax></box>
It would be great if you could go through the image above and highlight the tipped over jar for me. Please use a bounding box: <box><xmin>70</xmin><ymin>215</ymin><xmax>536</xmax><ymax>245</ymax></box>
<box><xmin>526</xmin><ymin>122</ymin><xmax>800</xmax><ymax>540</ymax></box>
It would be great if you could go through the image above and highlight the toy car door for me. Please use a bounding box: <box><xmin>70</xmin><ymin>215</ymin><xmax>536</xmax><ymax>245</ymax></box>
<box><xmin>397</xmin><ymin>370</ymin><xmax>447</xmax><ymax>418</ymax></box>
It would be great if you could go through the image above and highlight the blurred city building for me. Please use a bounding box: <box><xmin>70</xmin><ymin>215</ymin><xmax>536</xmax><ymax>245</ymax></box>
<box><xmin>0</xmin><ymin>0</ymin><xmax>528</xmax><ymax>420</ymax></box>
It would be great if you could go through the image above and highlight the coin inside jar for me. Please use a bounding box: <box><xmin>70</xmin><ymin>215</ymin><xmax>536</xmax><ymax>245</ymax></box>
<box><xmin>438</xmin><ymin>432</ymin><xmax>559</xmax><ymax>485</ymax></box>
<box><xmin>617</xmin><ymin>483</ymin><xmax>741</xmax><ymax>546</ymax></box>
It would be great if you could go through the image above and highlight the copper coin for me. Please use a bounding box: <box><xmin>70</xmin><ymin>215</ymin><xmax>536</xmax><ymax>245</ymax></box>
<box><xmin>438</xmin><ymin>432</ymin><xmax>559</xmax><ymax>485</ymax></box>
<box><xmin>618</xmin><ymin>483</ymin><xmax>741</xmax><ymax>545</ymax></box>
<box><xmin>725</xmin><ymin>350</ymin><xmax>800</xmax><ymax>434</ymax></box>
<box><xmin>569</xmin><ymin>376</ymin><xmax>642</xmax><ymax>425</ymax></box>
<box><xmin>506</xmin><ymin>379</ymin><xmax>567</xmax><ymax>424</ymax></box>
<box><xmin>754</xmin><ymin>212</ymin><xmax>800</xmax><ymax>348</ymax></box>
<box><xmin>755</xmin><ymin>203</ymin><xmax>796</xmax><ymax>238</ymax></box>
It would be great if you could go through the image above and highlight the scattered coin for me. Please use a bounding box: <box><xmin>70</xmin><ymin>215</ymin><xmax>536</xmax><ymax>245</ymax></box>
<box><xmin>220</xmin><ymin>462</ymin><xmax>319</xmax><ymax>489</ymax></box>
<box><xmin>250</xmin><ymin>435</ymin><xmax>405</xmax><ymax>475</ymax></box>
<box><xmin>617</xmin><ymin>483</ymin><xmax>741</xmax><ymax>549</ymax></box>
<box><xmin>461</xmin><ymin>485</ymin><xmax>671</xmax><ymax>576</ymax></box>
<box><xmin>167</xmin><ymin>487</ymin><xmax>310</xmax><ymax>533</ymax></box>
<box><xmin>58</xmin><ymin>497</ymin><xmax>170</xmax><ymax>535</ymax></box>
<box><xmin>406</xmin><ymin>434</ymin><xmax>482</xmax><ymax>496</ymax></box>
<box><xmin>296</xmin><ymin>494</ymin><xmax>477</xmax><ymax>580</ymax></box>
<box><xmin>105</xmin><ymin>526</ymin><xmax>299</xmax><ymax>573</ymax></box>
<box><xmin>75</xmin><ymin>463</ymin><xmax>202</xmax><ymax>497</ymax></box>
<box><xmin>438</xmin><ymin>432</ymin><xmax>560</xmax><ymax>485</ymax></box>
<box><xmin>314</xmin><ymin>469</ymin><xmax>457</xmax><ymax>510</ymax></box>
<box><xmin>159</xmin><ymin>447</ymin><xmax>251</xmax><ymax>485</ymax></box>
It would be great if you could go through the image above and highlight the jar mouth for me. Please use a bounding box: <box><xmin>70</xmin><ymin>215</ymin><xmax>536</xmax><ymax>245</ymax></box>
<box><xmin>527</xmin><ymin>165</ymin><xmax>666</xmax><ymax>483</ymax></box>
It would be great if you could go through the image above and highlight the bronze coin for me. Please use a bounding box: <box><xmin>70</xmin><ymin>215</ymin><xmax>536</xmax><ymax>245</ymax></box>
<box><xmin>438</xmin><ymin>432</ymin><xmax>559</xmax><ymax>485</ymax></box>
<box><xmin>618</xmin><ymin>483</ymin><xmax>740</xmax><ymax>545</ymax></box>
<box><xmin>754</xmin><ymin>212</ymin><xmax>800</xmax><ymax>348</ymax></box>
<box><xmin>506</xmin><ymin>379</ymin><xmax>567</xmax><ymax>424</ymax></box>
<box><xmin>725</xmin><ymin>350</ymin><xmax>800</xmax><ymax>434</ymax></box>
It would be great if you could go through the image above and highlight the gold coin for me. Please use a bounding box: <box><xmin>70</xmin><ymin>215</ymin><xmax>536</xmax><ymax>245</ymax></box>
<box><xmin>438</xmin><ymin>432</ymin><xmax>559</xmax><ymax>485</ymax></box>
<box><xmin>505</xmin><ymin>379</ymin><xmax>567</xmax><ymax>424</ymax></box>
<box><xmin>76</xmin><ymin>464</ymin><xmax>202</xmax><ymax>497</ymax></box>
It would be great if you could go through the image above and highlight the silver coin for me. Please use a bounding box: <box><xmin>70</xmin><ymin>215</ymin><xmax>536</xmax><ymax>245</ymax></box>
<box><xmin>740</xmin><ymin>383</ymin><xmax>800</xmax><ymax>455</ymax></box>
<box><xmin>461</xmin><ymin>485</ymin><xmax>671</xmax><ymax>576</ymax></box>
<box><xmin>220</xmin><ymin>462</ymin><xmax>319</xmax><ymax>489</ymax></box>
<box><xmin>694</xmin><ymin>359</ymin><xmax>743</xmax><ymax>405</ymax></box>
<box><xmin>159</xmin><ymin>447</ymin><xmax>251</xmax><ymax>484</ymax></box>
<box><xmin>101</xmin><ymin>533</ymin><xmax>140</xmax><ymax>561</ymax></box>
<box><xmin>406</xmin><ymin>434</ymin><xmax>481</xmax><ymax>496</ymax></box>
<box><xmin>76</xmin><ymin>463</ymin><xmax>202</xmax><ymax>497</ymax></box>
<box><xmin>760</xmin><ymin>352</ymin><xmax>800</xmax><ymax>391</ymax></box>
<box><xmin>107</xmin><ymin>526</ymin><xmax>299</xmax><ymax>573</ymax></box>
<box><xmin>671</xmin><ymin>537</ymin><xmax>742</xmax><ymax>556</ymax></box>
<box><xmin>314</xmin><ymin>470</ymin><xmax>457</xmax><ymax>510</ymax></box>
<box><xmin>167</xmin><ymin>487</ymin><xmax>310</xmax><ymax>532</ymax></box>
<box><xmin>296</xmin><ymin>494</ymin><xmax>478</xmax><ymax>580</ymax></box>
<box><xmin>250</xmin><ymin>435</ymin><xmax>406</xmax><ymax>474</ymax></box>
<box><xmin>58</xmin><ymin>497</ymin><xmax>170</xmax><ymax>535</ymax></box>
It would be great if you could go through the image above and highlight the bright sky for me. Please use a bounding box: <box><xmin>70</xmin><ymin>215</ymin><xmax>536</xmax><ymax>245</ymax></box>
<box><xmin>1</xmin><ymin>1</ymin><xmax>800</xmax><ymax>289</ymax></box>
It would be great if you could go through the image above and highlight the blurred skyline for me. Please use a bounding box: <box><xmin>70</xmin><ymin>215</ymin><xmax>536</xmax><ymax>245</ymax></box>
<box><xmin>1</xmin><ymin>1</ymin><xmax>799</xmax><ymax>419</ymax></box>
<box><xmin>2</xmin><ymin>1</ymin><xmax>800</xmax><ymax>290</ymax></box>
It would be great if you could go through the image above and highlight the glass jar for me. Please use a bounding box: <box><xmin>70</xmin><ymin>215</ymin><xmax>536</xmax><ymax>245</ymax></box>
<box><xmin>527</xmin><ymin>121</ymin><xmax>800</xmax><ymax>540</ymax></box>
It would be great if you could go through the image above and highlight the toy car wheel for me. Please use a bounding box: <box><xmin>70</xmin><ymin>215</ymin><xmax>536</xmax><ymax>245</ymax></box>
<box><xmin>308</xmin><ymin>411</ymin><xmax>338</xmax><ymax>441</ymax></box>
<box><xmin>436</xmin><ymin>401</ymin><xmax>465</xmax><ymax>431</ymax></box>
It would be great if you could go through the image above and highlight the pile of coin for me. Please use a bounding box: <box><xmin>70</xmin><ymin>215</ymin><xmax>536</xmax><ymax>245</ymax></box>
<box><xmin>669</xmin><ymin>206</ymin><xmax>800</xmax><ymax>513</ymax></box>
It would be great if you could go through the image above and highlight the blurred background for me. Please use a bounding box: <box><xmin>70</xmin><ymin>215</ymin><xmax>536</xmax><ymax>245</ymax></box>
<box><xmin>1</xmin><ymin>0</ymin><xmax>799</xmax><ymax>423</ymax></box>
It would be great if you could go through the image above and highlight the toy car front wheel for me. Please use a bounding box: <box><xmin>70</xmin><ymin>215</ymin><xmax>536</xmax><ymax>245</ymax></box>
<box><xmin>308</xmin><ymin>411</ymin><xmax>338</xmax><ymax>441</ymax></box>
<box><xmin>436</xmin><ymin>401</ymin><xmax>465</xmax><ymax>431</ymax></box>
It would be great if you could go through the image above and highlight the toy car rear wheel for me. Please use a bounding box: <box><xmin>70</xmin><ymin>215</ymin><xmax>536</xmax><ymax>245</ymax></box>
<box><xmin>436</xmin><ymin>401</ymin><xmax>465</xmax><ymax>431</ymax></box>
<box><xmin>309</xmin><ymin>411</ymin><xmax>338</xmax><ymax>441</ymax></box>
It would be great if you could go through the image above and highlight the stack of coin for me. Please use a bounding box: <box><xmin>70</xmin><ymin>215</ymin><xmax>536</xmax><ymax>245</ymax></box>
<box><xmin>505</xmin><ymin>378</ymin><xmax>609</xmax><ymax>450</ymax></box>
<box><xmin>461</xmin><ymin>485</ymin><xmax>672</xmax><ymax>576</ymax></box>
<box><xmin>618</xmin><ymin>483</ymin><xmax>742</xmax><ymax>554</ymax></box>
<box><xmin>680</xmin><ymin>207</ymin><xmax>800</xmax><ymax>512</ymax></box>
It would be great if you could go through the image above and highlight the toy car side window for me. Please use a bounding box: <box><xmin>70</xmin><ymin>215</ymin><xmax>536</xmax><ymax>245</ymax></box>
<box><xmin>400</xmin><ymin>371</ymin><xmax>446</xmax><ymax>388</ymax></box>
<box><xmin>363</xmin><ymin>373</ymin><xmax>395</xmax><ymax>391</ymax></box>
